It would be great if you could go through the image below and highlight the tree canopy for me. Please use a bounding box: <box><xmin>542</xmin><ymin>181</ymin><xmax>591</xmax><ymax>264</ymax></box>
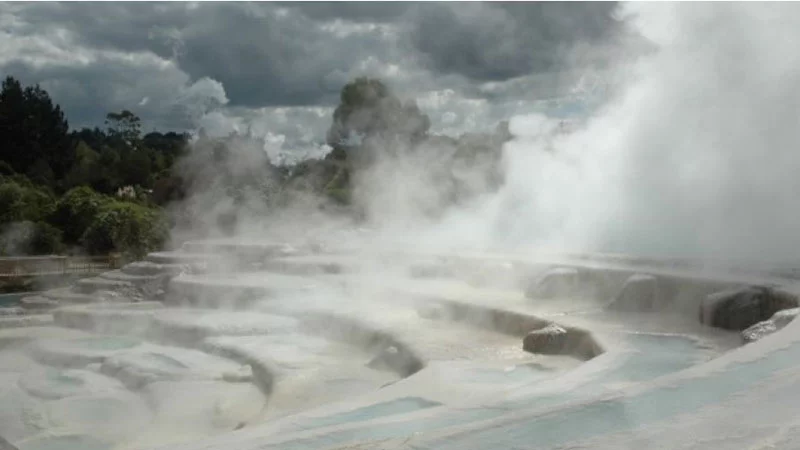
<box><xmin>326</xmin><ymin>77</ymin><xmax>431</xmax><ymax>158</ymax></box>
<box><xmin>0</xmin><ymin>76</ymin><xmax>73</xmax><ymax>182</ymax></box>
<box><xmin>0</xmin><ymin>74</ymin><xmax>514</xmax><ymax>256</ymax></box>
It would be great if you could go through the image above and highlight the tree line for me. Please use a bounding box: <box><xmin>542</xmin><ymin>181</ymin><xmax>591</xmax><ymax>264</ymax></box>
<box><xmin>0</xmin><ymin>75</ymin><xmax>511</xmax><ymax>258</ymax></box>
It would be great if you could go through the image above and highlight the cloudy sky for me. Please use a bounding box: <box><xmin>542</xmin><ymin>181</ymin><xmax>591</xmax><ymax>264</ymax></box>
<box><xmin>1</xmin><ymin>2</ymin><xmax>631</xmax><ymax>158</ymax></box>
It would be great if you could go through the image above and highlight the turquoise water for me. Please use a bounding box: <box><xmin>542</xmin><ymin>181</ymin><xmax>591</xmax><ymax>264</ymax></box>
<box><xmin>75</xmin><ymin>337</ymin><xmax>140</xmax><ymax>351</ymax></box>
<box><xmin>142</xmin><ymin>352</ymin><xmax>188</xmax><ymax>369</ymax></box>
<box><xmin>0</xmin><ymin>292</ymin><xmax>39</xmax><ymax>307</ymax></box>
<box><xmin>298</xmin><ymin>397</ymin><xmax>442</xmax><ymax>430</ymax></box>
<box><xmin>425</xmin><ymin>340</ymin><xmax>800</xmax><ymax>449</ymax></box>
<box><xmin>16</xmin><ymin>434</ymin><xmax>111</xmax><ymax>450</ymax></box>
<box><xmin>19</xmin><ymin>370</ymin><xmax>86</xmax><ymax>400</ymax></box>
<box><xmin>48</xmin><ymin>371</ymin><xmax>84</xmax><ymax>387</ymax></box>
<box><xmin>269</xmin><ymin>333</ymin><xmax>720</xmax><ymax>449</ymax></box>
<box><xmin>460</xmin><ymin>363</ymin><xmax>555</xmax><ymax>385</ymax></box>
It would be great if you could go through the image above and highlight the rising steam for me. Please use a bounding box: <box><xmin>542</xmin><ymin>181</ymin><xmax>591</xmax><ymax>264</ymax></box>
<box><xmin>409</xmin><ymin>3</ymin><xmax>800</xmax><ymax>265</ymax></box>
<box><xmin>171</xmin><ymin>3</ymin><xmax>800</xmax><ymax>265</ymax></box>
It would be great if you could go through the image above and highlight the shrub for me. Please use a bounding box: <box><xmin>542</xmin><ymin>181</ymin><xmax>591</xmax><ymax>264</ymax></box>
<box><xmin>50</xmin><ymin>186</ymin><xmax>111</xmax><ymax>244</ymax></box>
<box><xmin>0</xmin><ymin>179</ymin><xmax>55</xmax><ymax>224</ymax></box>
<box><xmin>81</xmin><ymin>201</ymin><xmax>168</xmax><ymax>259</ymax></box>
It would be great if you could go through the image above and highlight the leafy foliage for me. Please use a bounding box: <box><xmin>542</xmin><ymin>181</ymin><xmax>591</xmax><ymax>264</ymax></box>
<box><xmin>0</xmin><ymin>77</ymin><xmax>73</xmax><ymax>181</ymax></box>
<box><xmin>50</xmin><ymin>186</ymin><xmax>111</xmax><ymax>243</ymax></box>
<box><xmin>82</xmin><ymin>201</ymin><xmax>169</xmax><ymax>259</ymax></box>
<box><xmin>0</xmin><ymin>178</ymin><xmax>56</xmax><ymax>224</ymax></box>
<box><xmin>326</xmin><ymin>77</ymin><xmax>430</xmax><ymax>155</ymax></box>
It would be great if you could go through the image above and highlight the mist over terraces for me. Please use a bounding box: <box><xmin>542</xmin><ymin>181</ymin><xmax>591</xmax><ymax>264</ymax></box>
<box><xmin>4</xmin><ymin>2</ymin><xmax>800</xmax><ymax>450</ymax></box>
<box><xmin>0</xmin><ymin>75</ymin><xmax>524</xmax><ymax>264</ymax></box>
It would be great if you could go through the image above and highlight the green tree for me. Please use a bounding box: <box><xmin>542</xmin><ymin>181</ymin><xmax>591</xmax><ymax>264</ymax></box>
<box><xmin>120</xmin><ymin>147</ymin><xmax>153</xmax><ymax>188</ymax></box>
<box><xmin>50</xmin><ymin>186</ymin><xmax>110</xmax><ymax>244</ymax></box>
<box><xmin>325</xmin><ymin>77</ymin><xmax>430</xmax><ymax>154</ymax></box>
<box><xmin>0</xmin><ymin>76</ymin><xmax>74</xmax><ymax>183</ymax></box>
<box><xmin>0</xmin><ymin>179</ymin><xmax>55</xmax><ymax>224</ymax></box>
<box><xmin>105</xmin><ymin>110</ymin><xmax>142</xmax><ymax>149</ymax></box>
<box><xmin>82</xmin><ymin>201</ymin><xmax>168</xmax><ymax>259</ymax></box>
<box><xmin>63</xmin><ymin>141</ymin><xmax>102</xmax><ymax>190</ymax></box>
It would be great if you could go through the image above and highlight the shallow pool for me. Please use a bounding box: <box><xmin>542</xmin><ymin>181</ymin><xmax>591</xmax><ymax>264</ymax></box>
<box><xmin>16</xmin><ymin>434</ymin><xmax>111</xmax><ymax>450</ymax></box>
<box><xmin>75</xmin><ymin>336</ymin><xmax>141</xmax><ymax>351</ymax></box>
<box><xmin>270</xmin><ymin>333</ymin><xmax>712</xmax><ymax>449</ymax></box>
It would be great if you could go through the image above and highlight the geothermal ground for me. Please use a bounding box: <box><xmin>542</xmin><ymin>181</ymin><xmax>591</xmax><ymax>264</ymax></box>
<box><xmin>1</xmin><ymin>237</ymin><xmax>799</xmax><ymax>450</ymax></box>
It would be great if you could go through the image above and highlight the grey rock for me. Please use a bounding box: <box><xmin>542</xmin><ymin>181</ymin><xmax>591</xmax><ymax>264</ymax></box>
<box><xmin>526</xmin><ymin>268</ymin><xmax>580</xmax><ymax>299</ymax></box>
<box><xmin>701</xmin><ymin>286</ymin><xmax>798</xmax><ymax>331</ymax></box>
<box><xmin>772</xmin><ymin>307</ymin><xmax>799</xmax><ymax>328</ymax></box>
<box><xmin>742</xmin><ymin>320</ymin><xmax>778</xmax><ymax>343</ymax></box>
<box><xmin>366</xmin><ymin>345</ymin><xmax>423</xmax><ymax>377</ymax></box>
<box><xmin>607</xmin><ymin>274</ymin><xmax>660</xmax><ymax>312</ymax></box>
<box><xmin>523</xmin><ymin>324</ymin><xmax>568</xmax><ymax>355</ymax></box>
<box><xmin>742</xmin><ymin>307</ymin><xmax>799</xmax><ymax>343</ymax></box>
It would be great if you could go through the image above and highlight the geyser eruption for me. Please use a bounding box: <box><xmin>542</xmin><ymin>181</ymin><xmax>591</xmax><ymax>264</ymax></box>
<box><xmin>416</xmin><ymin>2</ymin><xmax>800</xmax><ymax>265</ymax></box>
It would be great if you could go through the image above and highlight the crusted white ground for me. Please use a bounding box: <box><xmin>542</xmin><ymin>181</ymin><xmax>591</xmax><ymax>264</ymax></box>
<box><xmin>1</xmin><ymin>248</ymin><xmax>792</xmax><ymax>450</ymax></box>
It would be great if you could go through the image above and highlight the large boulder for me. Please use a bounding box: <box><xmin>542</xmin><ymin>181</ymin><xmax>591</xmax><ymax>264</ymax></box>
<box><xmin>742</xmin><ymin>307</ymin><xmax>800</xmax><ymax>343</ymax></box>
<box><xmin>366</xmin><ymin>344</ymin><xmax>423</xmax><ymax>377</ymax></box>
<box><xmin>525</xmin><ymin>268</ymin><xmax>580</xmax><ymax>299</ymax></box>
<box><xmin>523</xmin><ymin>324</ymin><xmax>568</xmax><ymax>355</ymax></box>
<box><xmin>700</xmin><ymin>286</ymin><xmax>798</xmax><ymax>331</ymax></box>
<box><xmin>607</xmin><ymin>274</ymin><xmax>659</xmax><ymax>312</ymax></box>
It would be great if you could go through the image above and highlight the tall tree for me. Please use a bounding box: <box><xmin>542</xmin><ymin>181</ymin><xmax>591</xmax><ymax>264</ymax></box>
<box><xmin>0</xmin><ymin>76</ymin><xmax>73</xmax><ymax>183</ymax></box>
<box><xmin>105</xmin><ymin>110</ymin><xmax>142</xmax><ymax>149</ymax></box>
<box><xmin>325</xmin><ymin>77</ymin><xmax>430</xmax><ymax>157</ymax></box>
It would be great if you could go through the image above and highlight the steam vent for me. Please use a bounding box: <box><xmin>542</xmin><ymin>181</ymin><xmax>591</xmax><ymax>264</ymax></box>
<box><xmin>2</xmin><ymin>239</ymin><xmax>800</xmax><ymax>449</ymax></box>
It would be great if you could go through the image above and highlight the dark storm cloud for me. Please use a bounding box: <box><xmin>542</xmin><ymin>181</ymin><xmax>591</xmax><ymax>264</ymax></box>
<box><xmin>407</xmin><ymin>2</ymin><xmax>622</xmax><ymax>81</ymax></box>
<box><xmin>0</xmin><ymin>56</ymin><xmax>223</xmax><ymax>132</ymax></box>
<box><xmin>172</xmin><ymin>3</ymin><xmax>402</xmax><ymax>108</ymax></box>
<box><xmin>3</xmin><ymin>2</ymin><xmax>189</xmax><ymax>59</ymax></box>
<box><xmin>2</xmin><ymin>2</ymin><xmax>403</xmax><ymax>108</ymax></box>
<box><xmin>277</xmin><ymin>2</ymin><xmax>414</xmax><ymax>22</ymax></box>
<box><xmin>0</xmin><ymin>1</ymin><xmax>630</xmax><ymax>139</ymax></box>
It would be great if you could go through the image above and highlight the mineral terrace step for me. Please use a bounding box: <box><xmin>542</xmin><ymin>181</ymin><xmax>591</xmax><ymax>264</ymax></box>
<box><xmin>180</xmin><ymin>240</ymin><xmax>302</xmax><ymax>259</ymax></box>
<box><xmin>0</xmin><ymin>314</ymin><xmax>53</xmax><ymax>328</ymax></box>
<box><xmin>122</xmin><ymin>260</ymin><xmax>187</xmax><ymax>276</ymax></box>
<box><xmin>152</xmin><ymin>310</ymin><xmax>299</xmax><ymax>344</ymax></box>
<box><xmin>53</xmin><ymin>302</ymin><xmax>165</xmax><ymax>336</ymax></box>
<box><xmin>99</xmin><ymin>269</ymin><xmax>167</xmax><ymax>284</ymax></box>
<box><xmin>74</xmin><ymin>277</ymin><xmax>134</xmax><ymax>294</ymax></box>
<box><xmin>146</xmin><ymin>251</ymin><xmax>222</xmax><ymax>265</ymax></box>
<box><xmin>166</xmin><ymin>273</ymin><xmax>324</xmax><ymax>308</ymax></box>
<box><xmin>18</xmin><ymin>296</ymin><xmax>60</xmax><ymax>311</ymax></box>
<box><xmin>0</xmin><ymin>306</ymin><xmax>26</xmax><ymax>316</ymax></box>
<box><xmin>42</xmin><ymin>287</ymin><xmax>102</xmax><ymax>304</ymax></box>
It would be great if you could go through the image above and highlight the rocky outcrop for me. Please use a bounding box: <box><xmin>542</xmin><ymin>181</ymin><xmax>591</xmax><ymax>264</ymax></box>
<box><xmin>523</xmin><ymin>324</ymin><xmax>568</xmax><ymax>354</ymax></box>
<box><xmin>700</xmin><ymin>286</ymin><xmax>798</xmax><ymax>331</ymax></box>
<box><xmin>523</xmin><ymin>323</ymin><xmax>603</xmax><ymax>360</ymax></box>
<box><xmin>525</xmin><ymin>268</ymin><xmax>580</xmax><ymax>299</ymax></box>
<box><xmin>366</xmin><ymin>344</ymin><xmax>423</xmax><ymax>377</ymax></box>
<box><xmin>742</xmin><ymin>307</ymin><xmax>800</xmax><ymax>343</ymax></box>
<box><xmin>607</xmin><ymin>274</ymin><xmax>660</xmax><ymax>312</ymax></box>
